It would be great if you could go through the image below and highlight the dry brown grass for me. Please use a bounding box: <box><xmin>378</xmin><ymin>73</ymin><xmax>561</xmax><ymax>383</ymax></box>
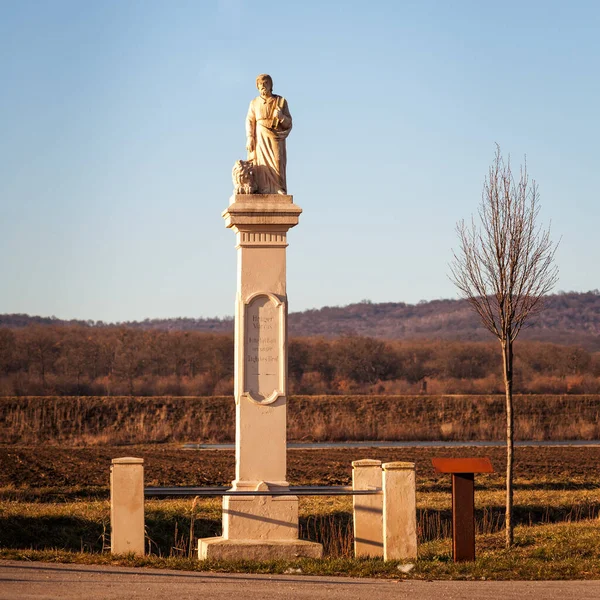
<box><xmin>1</xmin><ymin>394</ymin><xmax>600</xmax><ymax>445</ymax></box>
<box><xmin>2</xmin><ymin>492</ymin><xmax>599</xmax><ymax>562</ymax></box>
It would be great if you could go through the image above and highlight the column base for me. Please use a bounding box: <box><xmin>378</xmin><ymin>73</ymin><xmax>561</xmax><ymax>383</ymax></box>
<box><xmin>198</xmin><ymin>537</ymin><xmax>323</xmax><ymax>561</ymax></box>
<box><xmin>223</xmin><ymin>492</ymin><xmax>299</xmax><ymax>540</ymax></box>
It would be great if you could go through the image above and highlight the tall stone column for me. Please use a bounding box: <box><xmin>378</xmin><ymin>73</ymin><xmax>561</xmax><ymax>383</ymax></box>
<box><xmin>198</xmin><ymin>193</ymin><xmax>322</xmax><ymax>560</ymax></box>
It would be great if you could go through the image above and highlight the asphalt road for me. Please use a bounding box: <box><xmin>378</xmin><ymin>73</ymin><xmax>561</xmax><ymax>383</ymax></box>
<box><xmin>2</xmin><ymin>561</ymin><xmax>600</xmax><ymax>600</ymax></box>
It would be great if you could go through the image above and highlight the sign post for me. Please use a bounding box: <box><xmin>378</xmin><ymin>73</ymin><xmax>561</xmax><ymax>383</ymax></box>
<box><xmin>431</xmin><ymin>457</ymin><xmax>494</xmax><ymax>562</ymax></box>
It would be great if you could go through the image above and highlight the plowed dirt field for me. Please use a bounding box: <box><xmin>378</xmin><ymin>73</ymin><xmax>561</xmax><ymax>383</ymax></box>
<box><xmin>2</xmin><ymin>445</ymin><xmax>599</xmax><ymax>498</ymax></box>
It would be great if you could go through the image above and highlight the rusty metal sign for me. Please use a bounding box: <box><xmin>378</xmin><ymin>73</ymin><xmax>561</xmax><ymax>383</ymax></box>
<box><xmin>431</xmin><ymin>457</ymin><xmax>494</xmax><ymax>474</ymax></box>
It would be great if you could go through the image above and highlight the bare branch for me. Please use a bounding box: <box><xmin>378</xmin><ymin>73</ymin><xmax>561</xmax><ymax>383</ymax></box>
<box><xmin>449</xmin><ymin>145</ymin><xmax>559</xmax><ymax>345</ymax></box>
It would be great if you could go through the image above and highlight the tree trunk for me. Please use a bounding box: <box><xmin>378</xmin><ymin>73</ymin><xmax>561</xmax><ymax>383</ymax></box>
<box><xmin>502</xmin><ymin>337</ymin><xmax>514</xmax><ymax>547</ymax></box>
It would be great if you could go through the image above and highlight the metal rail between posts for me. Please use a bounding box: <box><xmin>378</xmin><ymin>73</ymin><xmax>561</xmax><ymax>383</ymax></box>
<box><xmin>144</xmin><ymin>485</ymin><xmax>381</xmax><ymax>498</ymax></box>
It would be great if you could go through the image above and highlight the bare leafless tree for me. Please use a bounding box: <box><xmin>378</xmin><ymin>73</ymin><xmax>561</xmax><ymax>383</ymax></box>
<box><xmin>450</xmin><ymin>145</ymin><xmax>559</xmax><ymax>548</ymax></box>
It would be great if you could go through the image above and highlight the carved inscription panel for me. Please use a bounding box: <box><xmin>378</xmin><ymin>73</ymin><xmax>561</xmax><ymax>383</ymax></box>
<box><xmin>244</xmin><ymin>294</ymin><xmax>282</xmax><ymax>403</ymax></box>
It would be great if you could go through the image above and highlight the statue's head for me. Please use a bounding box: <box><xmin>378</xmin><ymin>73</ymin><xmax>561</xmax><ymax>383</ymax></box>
<box><xmin>256</xmin><ymin>74</ymin><xmax>273</xmax><ymax>99</ymax></box>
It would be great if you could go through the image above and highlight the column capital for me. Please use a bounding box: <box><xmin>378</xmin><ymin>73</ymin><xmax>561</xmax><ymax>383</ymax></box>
<box><xmin>222</xmin><ymin>194</ymin><xmax>302</xmax><ymax>231</ymax></box>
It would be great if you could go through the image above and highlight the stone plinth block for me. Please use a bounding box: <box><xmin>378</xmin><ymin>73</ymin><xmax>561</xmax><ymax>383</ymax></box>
<box><xmin>198</xmin><ymin>538</ymin><xmax>322</xmax><ymax>561</ymax></box>
<box><xmin>382</xmin><ymin>462</ymin><xmax>417</xmax><ymax>561</ymax></box>
<box><xmin>110</xmin><ymin>457</ymin><xmax>144</xmax><ymax>556</ymax></box>
<box><xmin>352</xmin><ymin>459</ymin><xmax>383</xmax><ymax>558</ymax></box>
<box><xmin>223</xmin><ymin>491</ymin><xmax>298</xmax><ymax>540</ymax></box>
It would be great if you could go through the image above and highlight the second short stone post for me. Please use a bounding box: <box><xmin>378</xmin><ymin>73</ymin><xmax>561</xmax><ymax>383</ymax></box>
<box><xmin>352</xmin><ymin>459</ymin><xmax>383</xmax><ymax>557</ymax></box>
<box><xmin>382</xmin><ymin>461</ymin><xmax>417</xmax><ymax>561</ymax></box>
<box><xmin>110</xmin><ymin>457</ymin><xmax>145</xmax><ymax>556</ymax></box>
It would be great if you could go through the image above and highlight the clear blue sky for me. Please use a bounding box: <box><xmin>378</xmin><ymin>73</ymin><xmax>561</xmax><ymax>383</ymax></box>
<box><xmin>1</xmin><ymin>0</ymin><xmax>598</xmax><ymax>322</ymax></box>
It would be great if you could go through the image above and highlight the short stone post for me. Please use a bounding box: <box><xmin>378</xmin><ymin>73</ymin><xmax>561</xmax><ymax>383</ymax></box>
<box><xmin>382</xmin><ymin>461</ymin><xmax>417</xmax><ymax>561</ymax></box>
<box><xmin>352</xmin><ymin>459</ymin><xmax>383</xmax><ymax>557</ymax></box>
<box><xmin>110</xmin><ymin>457</ymin><xmax>145</xmax><ymax>556</ymax></box>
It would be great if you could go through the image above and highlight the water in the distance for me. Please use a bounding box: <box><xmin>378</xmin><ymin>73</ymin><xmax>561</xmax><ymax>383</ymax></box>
<box><xmin>182</xmin><ymin>440</ymin><xmax>600</xmax><ymax>450</ymax></box>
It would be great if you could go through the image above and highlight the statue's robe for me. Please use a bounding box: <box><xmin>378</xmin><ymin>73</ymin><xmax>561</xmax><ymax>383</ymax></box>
<box><xmin>246</xmin><ymin>94</ymin><xmax>292</xmax><ymax>194</ymax></box>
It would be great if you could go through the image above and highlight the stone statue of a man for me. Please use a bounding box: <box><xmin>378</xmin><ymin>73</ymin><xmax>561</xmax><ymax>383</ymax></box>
<box><xmin>246</xmin><ymin>74</ymin><xmax>292</xmax><ymax>195</ymax></box>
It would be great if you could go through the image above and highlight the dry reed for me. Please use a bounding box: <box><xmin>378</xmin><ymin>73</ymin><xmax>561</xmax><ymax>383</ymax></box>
<box><xmin>1</xmin><ymin>394</ymin><xmax>600</xmax><ymax>445</ymax></box>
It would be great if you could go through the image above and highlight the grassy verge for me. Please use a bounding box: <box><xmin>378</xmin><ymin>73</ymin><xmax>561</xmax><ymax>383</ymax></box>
<box><xmin>2</xmin><ymin>493</ymin><xmax>600</xmax><ymax>579</ymax></box>
<box><xmin>2</xmin><ymin>493</ymin><xmax>599</xmax><ymax>556</ymax></box>
<box><xmin>2</xmin><ymin>521</ymin><xmax>600</xmax><ymax>580</ymax></box>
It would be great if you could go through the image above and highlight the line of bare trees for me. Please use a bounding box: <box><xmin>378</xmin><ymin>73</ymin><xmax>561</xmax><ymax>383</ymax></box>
<box><xmin>0</xmin><ymin>325</ymin><xmax>598</xmax><ymax>397</ymax></box>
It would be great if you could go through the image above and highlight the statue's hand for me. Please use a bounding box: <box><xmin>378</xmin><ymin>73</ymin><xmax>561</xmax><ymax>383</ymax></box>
<box><xmin>246</xmin><ymin>138</ymin><xmax>255</xmax><ymax>153</ymax></box>
<box><xmin>273</xmin><ymin>108</ymin><xmax>284</xmax><ymax>121</ymax></box>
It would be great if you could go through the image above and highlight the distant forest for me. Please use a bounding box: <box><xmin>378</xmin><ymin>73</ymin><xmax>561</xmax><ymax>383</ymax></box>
<box><xmin>0</xmin><ymin>291</ymin><xmax>598</xmax><ymax>397</ymax></box>
<box><xmin>2</xmin><ymin>291</ymin><xmax>599</xmax><ymax>349</ymax></box>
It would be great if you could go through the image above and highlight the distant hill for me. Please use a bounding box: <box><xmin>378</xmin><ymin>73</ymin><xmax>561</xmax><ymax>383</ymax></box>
<box><xmin>288</xmin><ymin>292</ymin><xmax>600</xmax><ymax>350</ymax></box>
<box><xmin>1</xmin><ymin>291</ymin><xmax>599</xmax><ymax>350</ymax></box>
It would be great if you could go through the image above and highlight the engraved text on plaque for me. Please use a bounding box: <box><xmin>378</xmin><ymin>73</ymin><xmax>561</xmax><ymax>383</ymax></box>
<box><xmin>243</xmin><ymin>293</ymin><xmax>284</xmax><ymax>404</ymax></box>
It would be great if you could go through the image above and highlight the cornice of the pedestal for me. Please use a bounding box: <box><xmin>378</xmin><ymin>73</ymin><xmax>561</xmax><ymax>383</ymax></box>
<box><xmin>222</xmin><ymin>194</ymin><xmax>302</xmax><ymax>229</ymax></box>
